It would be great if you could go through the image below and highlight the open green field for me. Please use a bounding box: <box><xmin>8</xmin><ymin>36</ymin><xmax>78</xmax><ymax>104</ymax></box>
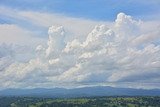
<box><xmin>0</xmin><ymin>96</ymin><xmax>160</xmax><ymax>107</ymax></box>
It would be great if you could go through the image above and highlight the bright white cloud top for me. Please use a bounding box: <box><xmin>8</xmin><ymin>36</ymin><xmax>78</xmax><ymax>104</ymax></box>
<box><xmin>0</xmin><ymin>12</ymin><xmax>160</xmax><ymax>89</ymax></box>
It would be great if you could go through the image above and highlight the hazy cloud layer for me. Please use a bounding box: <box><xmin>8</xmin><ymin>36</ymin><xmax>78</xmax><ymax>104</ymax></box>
<box><xmin>0</xmin><ymin>13</ymin><xmax>160</xmax><ymax>89</ymax></box>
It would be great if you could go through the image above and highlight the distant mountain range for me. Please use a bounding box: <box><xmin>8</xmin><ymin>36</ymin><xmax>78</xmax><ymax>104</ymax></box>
<box><xmin>0</xmin><ymin>86</ymin><xmax>160</xmax><ymax>98</ymax></box>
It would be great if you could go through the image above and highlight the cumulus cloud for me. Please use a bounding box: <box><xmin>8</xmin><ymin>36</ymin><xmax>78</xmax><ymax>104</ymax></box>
<box><xmin>0</xmin><ymin>13</ymin><xmax>160</xmax><ymax>89</ymax></box>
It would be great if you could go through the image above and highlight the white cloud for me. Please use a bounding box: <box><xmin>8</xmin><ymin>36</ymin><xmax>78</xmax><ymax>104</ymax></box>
<box><xmin>46</xmin><ymin>26</ymin><xmax>66</xmax><ymax>58</ymax></box>
<box><xmin>0</xmin><ymin>24</ymin><xmax>45</xmax><ymax>45</ymax></box>
<box><xmin>18</xmin><ymin>11</ymin><xmax>108</xmax><ymax>38</ymax></box>
<box><xmin>132</xmin><ymin>30</ymin><xmax>160</xmax><ymax>46</ymax></box>
<box><xmin>0</xmin><ymin>6</ymin><xmax>110</xmax><ymax>46</ymax></box>
<box><xmin>0</xmin><ymin>11</ymin><xmax>160</xmax><ymax>89</ymax></box>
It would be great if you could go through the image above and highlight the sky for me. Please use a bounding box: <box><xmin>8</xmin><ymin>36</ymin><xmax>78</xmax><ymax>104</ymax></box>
<box><xmin>0</xmin><ymin>0</ymin><xmax>160</xmax><ymax>89</ymax></box>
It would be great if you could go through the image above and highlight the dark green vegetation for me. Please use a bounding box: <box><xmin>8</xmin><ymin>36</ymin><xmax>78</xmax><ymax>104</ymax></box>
<box><xmin>0</xmin><ymin>96</ymin><xmax>160</xmax><ymax>107</ymax></box>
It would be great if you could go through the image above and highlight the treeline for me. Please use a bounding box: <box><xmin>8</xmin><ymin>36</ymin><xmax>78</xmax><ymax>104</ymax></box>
<box><xmin>0</xmin><ymin>96</ymin><xmax>160</xmax><ymax>107</ymax></box>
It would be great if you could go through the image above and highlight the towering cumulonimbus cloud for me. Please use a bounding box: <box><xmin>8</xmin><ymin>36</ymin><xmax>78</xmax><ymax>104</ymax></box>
<box><xmin>0</xmin><ymin>13</ymin><xmax>160</xmax><ymax>89</ymax></box>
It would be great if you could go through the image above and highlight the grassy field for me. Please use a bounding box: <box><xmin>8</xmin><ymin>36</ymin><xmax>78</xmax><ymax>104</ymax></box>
<box><xmin>0</xmin><ymin>96</ymin><xmax>160</xmax><ymax>107</ymax></box>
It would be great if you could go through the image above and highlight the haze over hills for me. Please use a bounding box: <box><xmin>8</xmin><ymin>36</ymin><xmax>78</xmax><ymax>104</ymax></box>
<box><xmin>0</xmin><ymin>86</ymin><xmax>160</xmax><ymax>98</ymax></box>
